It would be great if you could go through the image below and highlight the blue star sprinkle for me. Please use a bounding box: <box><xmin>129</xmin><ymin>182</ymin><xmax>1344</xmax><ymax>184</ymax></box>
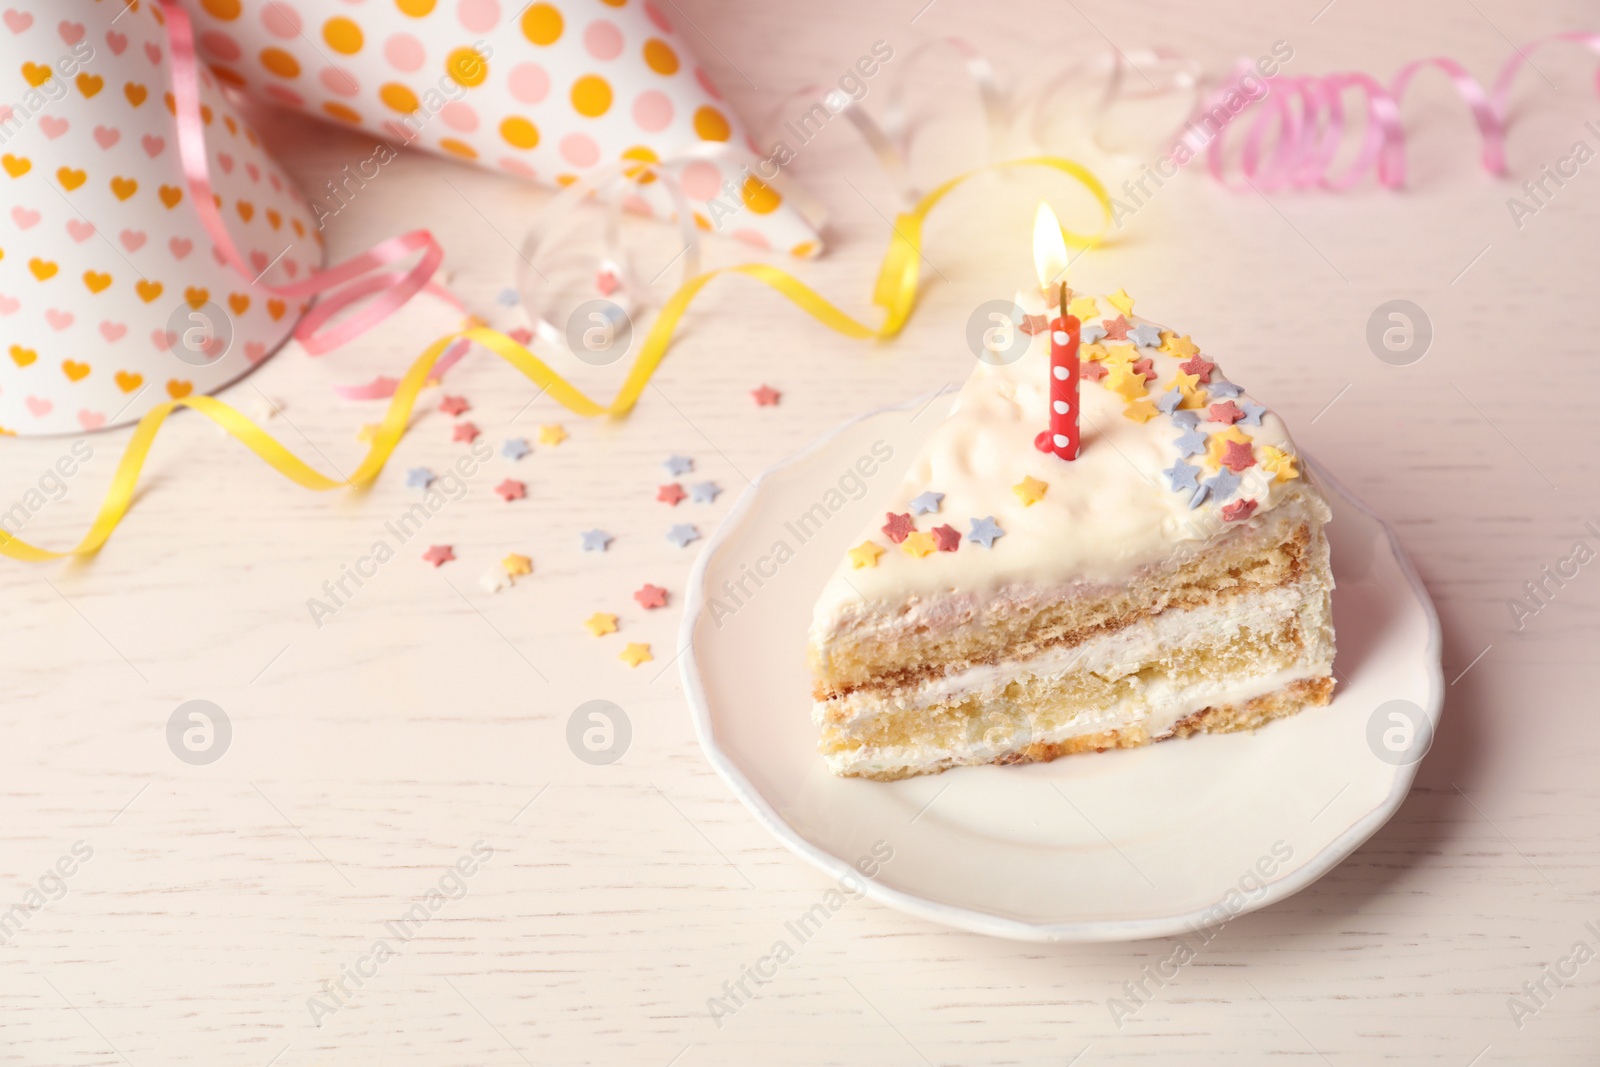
<box><xmin>909</xmin><ymin>491</ymin><xmax>945</xmax><ymax>516</ymax></box>
<box><xmin>1205</xmin><ymin>467</ymin><xmax>1242</xmax><ymax>502</ymax></box>
<box><xmin>1189</xmin><ymin>482</ymin><xmax>1211</xmax><ymax>510</ymax></box>
<box><xmin>1156</xmin><ymin>388</ymin><xmax>1183</xmax><ymax>415</ymax></box>
<box><xmin>666</xmin><ymin>524</ymin><xmax>701</xmax><ymax>548</ymax></box>
<box><xmin>1164</xmin><ymin>459</ymin><xmax>1201</xmax><ymax>492</ymax></box>
<box><xmin>1128</xmin><ymin>323</ymin><xmax>1163</xmax><ymax>347</ymax></box>
<box><xmin>500</xmin><ymin>437</ymin><xmax>530</xmax><ymax>460</ymax></box>
<box><xmin>405</xmin><ymin>467</ymin><xmax>435</xmax><ymax>490</ymax></box>
<box><xmin>1238</xmin><ymin>401</ymin><xmax>1267</xmax><ymax>426</ymax></box>
<box><xmin>1079</xmin><ymin>321</ymin><xmax>1107</xmax><ymax>344</ymax></box>
<box><xmin>1171</xmin><ymin>410</ymin><xmax>1201</xmax><ymax>428</ymax></box>
<box><xmin>1208</xmin><ymin>381</ymin><xmax>1243</xmax><ymax>399</ymax></box>
<box><xmin>1173</xmin><ymin>426</ymin><xmax>1209</xmax><ymax>457</ymax></box>
<box><xmin>581</xmin><ymin>529</ymin><xmax>613</xmax><ymax>552</ymax></box>
<box><xmin>496</xmin><ymin>287</ymin><xmax>519</xmax><ymax>306</ymax></box>
<box><xmin>967</xmin><ymin>516</ymin><xmax>1005</xmax><ymax>548</ymax></box>
<box><xmin>663</xmin><ymin>454</ymin><xmax>694</xmax><ymax>476</ymax></box>
<box><xmin>689</xmin><ymin>481</ymin><xmax>721</xmax><ymax>504</ymax></box>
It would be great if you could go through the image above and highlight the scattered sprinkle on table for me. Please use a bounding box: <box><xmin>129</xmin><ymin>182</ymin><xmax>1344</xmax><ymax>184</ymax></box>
<box><xmin>689</xmin><ymin>481</ymin><xmax>721</xmax><ymax>504</ymax></box>
<box><xmin>479</xmin><ymin>568</ymin><xmax>509</xmax><ymax>593</ymax></box>
<box><xmin>494</xmin><ymin>478</ymin><xmax>527</xmax><ymax>502</ymax></box>
<box><xmin>666</xmin><ymin>524</ymin><xmax>700</xmax><ymax>548</ymax></box>
<box><xmin>634</xmin><ymin>583</ymin><xmax>668</xmax><ymax>609</ymax></box>
<box><xmin>538</xmin><ymin>424</ymin><xmax>568</xmax><ymax>446</ymax></box>
<box><xmin>502</xmin><ymin>553</ymin><xmax>533</xmax><ymax>576</ymax></box>
<box><xmin>501</xmin><ymin>437</ymin><xmax>531</xmax><ymax>460</ymax></box>
<box><xmin>751</xmin><ymin>384</ymin><xmax>781</xmax><ymax>407</ymax></box>
<box><xmin>657</xmin><ymin>483</ymin><xmax>686</xmax><ymax>506</ymax></box>
<box><xmin>421</xmin><ymin>544</ymin><xmax>455</xmax><ymax>567</ymax></box>
<box><xmin>584</xmin><ymin>612</ymin><xmax>618</xmax><ymax>637</ymax></box>
<box><xmin>438</xmin><ymin>395</ymin><xmax>470</xmax><ymax>416</ymax></box>
<box><xmin>452</xmin><ymin>421</ymin><xmax>480</xmax><ymax>443</ymax></box>
<box><xmin>497</xmin><ymin>287</ymin><xmax>519</xmax><ymax>306</ymax></box>
<box><xmin>405</xmin><ymin>467</ymin><xmax>435</xmax><ymax>490</ymax></box>
<box><xmin>663</xmin><ymin>454</ymin><xmax>694</xmax><ymax>476</ymax></box>
<box><xmin>618</xmin><ymin>642</ymin><xmax>653</xmax><ymax>668</ymax></box>
<box><xmin>581</xmin><ymin>529</ymin><xmax>613</xmax><ymax>552</ymax></box>
<box><xmin>507</xmin><ymin>327</ymin><xmax>533</xmax><ymax>344</ymax></box>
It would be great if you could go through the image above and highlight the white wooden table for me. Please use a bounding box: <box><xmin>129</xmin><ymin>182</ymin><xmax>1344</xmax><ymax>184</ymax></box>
<box><xmin>4</xmin><ymin>0</ymin><xmax>1599</xmax><ymax>1062</ymax></box>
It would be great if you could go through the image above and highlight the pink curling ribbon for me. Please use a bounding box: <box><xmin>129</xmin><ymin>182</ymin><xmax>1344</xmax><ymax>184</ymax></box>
<box><xmin>1201</xmin><ymin>33</ymin><xmax>1600</xmax><ymax>190</ymax></box>
<box><xmin>160</xmin><ymin>0</ymin><xmax>444</xmax><ymax>356</ymax></box>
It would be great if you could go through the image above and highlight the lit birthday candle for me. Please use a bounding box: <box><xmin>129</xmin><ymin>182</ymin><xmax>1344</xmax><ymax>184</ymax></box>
<box><xmin>1032</xmin><ymin>204</ymin><xmax>1080</xmax><ymax>461</ymax></box>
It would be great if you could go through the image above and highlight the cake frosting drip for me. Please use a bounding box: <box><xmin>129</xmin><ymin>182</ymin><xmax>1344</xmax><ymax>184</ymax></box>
<box><xmin>812</xmin><ymin>290</ymin><xmax>1310</xmax><ymax>629</ymax></box>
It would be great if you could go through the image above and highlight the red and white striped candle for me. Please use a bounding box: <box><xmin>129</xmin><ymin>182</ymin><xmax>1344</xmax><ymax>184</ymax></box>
<box><xmin>1049</xmin><ymin>304</ymin><xmax>1081</xmax><ymax>461</ymax></box>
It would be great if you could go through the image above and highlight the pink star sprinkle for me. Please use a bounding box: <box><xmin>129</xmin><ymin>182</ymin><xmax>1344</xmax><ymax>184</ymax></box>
<box><xmin>438</xmin><ymin>395</ymin><xmax>469</xmax><ymax>416</ymax></box>
<box><xmin>494</xmin><ymin>478</ymin><xmax>526</xmax><ymax>501</ymax></box>
<box><xmin>752</xmin><ymin>384</ymin><xmax>781</xmax><ymax>407</ymax></box>
<box><xmin>931</xmin><ymin>524</ymin><xmax>961</xmax><ymax>552</ymax></box>
<box><xmin>1082</xmin><ymin>361</ymin><xmax>1108</xmax><ymax>382</ymax></box>
<box><xmin>1221</xmin><ymin>499</ymin><xmax>1258</xmax><ymax>522</ymax></box>
<box><xmin>1180</xmin><ymin>355</ymin><xmax>1215</xmax><ymax>382</ymax></box>
<box><xmin>657</xmin><ymin>483</ymin><xmax>687</xmax><ymax>506</ymax></box>
<box><xmin>451</xmin><ymin>421</ymin><xmax>480</xmax><ymax>443</ymax></box>
<box><xmin>634</xmin><ymin>583</ymin><xmax>669</xmax><ymax>609</ymax></box>
<box><xmin>421</xmin><ymin>544</ymin><xmax>455</xmax><ymax>567</ymax></box>
<box><xmin>507</xmin><ymin>327</ymin><xmax>533</xmax><ymax>344</ymax></box>
<box><xmin>1131</xmin><ymin>357</ymin><xmax>1157</xmax><ymax>381</ymax></box>
<box><xmin>1019</xmin><ymin>313</ymin><xmax>1050</xmax><ymax>335</ymax></box>
<box><xmin>1209</xmin><ymin>401</ymin><xmax>1244</xmax><ymax>425</ymax></box>
<box><xmin>882</xmin><ymin>512</ymin><xmax>914</xmax><ymax>544</ymax></box>
<box><xmin>1102</xmin><ymin>315</ymin><xmax>1131</xmax><ymax>340</ymax></box>
<box><xmin>1221</xmin><ymin>440</ymin><xmax>1256</xmax><ymax>472</ymax></box>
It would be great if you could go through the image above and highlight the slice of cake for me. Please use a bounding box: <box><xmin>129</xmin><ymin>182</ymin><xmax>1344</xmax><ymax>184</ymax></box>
<box><xmin>807</xmin><ymin>289</ymin><xmax>1334</xmax><ymax>780</ymax></box>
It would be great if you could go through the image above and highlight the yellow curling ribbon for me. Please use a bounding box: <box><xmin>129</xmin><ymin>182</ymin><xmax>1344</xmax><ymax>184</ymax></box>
<box><xmin>0</xmin><ymin>156</ymin><xmax>1111</xmax><ymax>562</ymax></box>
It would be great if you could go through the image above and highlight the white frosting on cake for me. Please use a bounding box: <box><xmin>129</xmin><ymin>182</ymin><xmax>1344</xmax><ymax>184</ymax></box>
<box><xmin>811</xmin><ymin>291</ymin><xmax>1309</xmax><ymax>632</ymax></box>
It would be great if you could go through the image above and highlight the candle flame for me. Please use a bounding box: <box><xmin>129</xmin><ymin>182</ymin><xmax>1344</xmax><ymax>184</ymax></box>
<box><xmin>1033</xmin><ymin>202</ymin><xmax>1069</xmax><ymax>289</ymax></box>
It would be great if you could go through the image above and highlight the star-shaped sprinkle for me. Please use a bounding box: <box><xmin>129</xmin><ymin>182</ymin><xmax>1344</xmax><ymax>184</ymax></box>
<box><xmin>1171</xmin><ymin>409</ymin><xmax>1201</xmax><ymax>428</ymax></box>
<box><xmin>1019</xmin><ymin>313</ymin><xmax>1049</xmax><ymax>335</ymax></box>
<box><xmin>1205</xmin><ymin>467</ymin><xmax>1242</xmax><ymax>502</ymax></box>
<box><xmin>931</xmin><ymin>524</ymin><xmax>961</xmax><ymax>552</ymax></box>
<box><xmin>1205</xmin><ymin>426</ymin><xmax>1254</xmax><ymax>470</ymax></box>
<box><xmin>1069</xmin><ymin>295</ymin><xmax>1100</xmax><ymax>321</ymax></box>
<box><xmin>581</xmin><ymin>529</ymin><xmax>612</xmax><ymax>552</ymax></box>
<box><xmin>1123</xmin><ymin>399</ymin><xmax>1159</xmax><ymax>423</ymax></box>
<box><xmin>438</xmin><ymin>395</ymin><xmax>470</xmax><ymax>416</ymax></box>
<box><xmin>1106</xmin><ymin>362</ymin><xmax>1149</xmax><ymax>402</ymax></box>
<box><xmin>882</xmin><ymin>512</ymin><xmax>914</xmax><ymax>543</ymax></box>
<box><xmin>908</xmin><ymin>491</ymin><xmax>944</xmax><ymax>516</ymax></box>
<box><xmin>657</xmin><ymin>482</ymin><xmax>687</xmax><ymax>506</ymax></box>
<box><xmin>500</xmin><ymin>437</ymin><xmax>530</xmax><ymax>460</ymax></box>
<box><xmin>479</xmin><ymin>568</ymin><xmax>509</xmax><ymax>594</ymax></box>
<box><xmin>1209</xmin><ymin>400</ymin><xmax>1244</xmax><ymax>425</ymax></box>
<box><xmin>1221</xmin><ymin>498</ymin><xmax>1259</xmax><ymax>522</ymax></box>
<box><xmin>1171</xmin><ymin>369</ymin><xmax>1202</xmax><ymax>397</ymax></box>
<box><xmin>538</xmin><ymin>424</ymin><xmax>568</xmax><ymax>445</ymax></box>
<box><xmin>1161</xmin><ymin>333</ymin><xmax>1200</xmax><ymax>359</ymax></box>
<box><xmin>968</xmin><ymin>516</ymin><xmax>1005</xmax><ymax>548</ymax></box>
<box><xmin>1103</xmin><ymin>344</ymin><xmax>1137</xmax><ymax>365</ymax></box>
<box><xmin>1221</xmin><ymin>439</ymin><xmax>1257</xmax><ymax>472</ymax></box>
<box><xmin>1208</xmin><ymin>381</ymin><xmax>1243</xmax><ymax>399</ymax></box>
<box><xmin>1106</xmin><ymin>288</ymin><xmax>1135</xmax><ymax>315</ymax></box>
<box><xmin>663</xmin><ymin>454</ymin><xmax>694</xmax><ymax>476</ymax></box>
<box><xmin>666</xmin><ymin>524</ymin><xmax>700</xmax><ymax>547</ymax></box>
<box><xmin>751</xmin><ymin>384</ymin><xmax>781</xmax><ymax>406</ymax></box>
<box><xmin>1164</xmin><ymin>459</ymin><xmax>1201</xmax><ymax>492</ymax></box>
<box><xmin>1189</xmin><ymin>482</ymin><xmax>1211</xmax><ymax>510</ymax></box>
<box><xmin>1179</xmin><ymin>354</ymin><xmax>1215</xmax><ymax>381</ymax></box>
<box><xmin>1173</xmin><ymin>426</ymin><xmax>1209</xmax><ymax>457</ymax></box>
<box><xmin>1128</xmin><ymin>323</ymin><xmax>1163</xmax><ymax>348</ymax></box>
<box><xmin>421</xmin><ymin>544</ymin><xmax>455</xmax><ymax>567</ymax></box>
<box><xmin>452</xmin><ymin>421</ymin><xmax>480</xmax><ymax>443</ymax></box>
<box><xmin>1238</xmin><ymin>401</ymin><xmax>1268</xmax><ymax>426</ymax></box>
<box><xmin>901</xmin><ymin>531</ymin><xmax>938</xmax><ymax>558</ymax></box>
<box><xmin>1081</xmin><ymin>360</ymin><xmax>1108</xmax><ymax>382</ymax></box>
<box><xmin>584</xmin><ymin>612</ymin><xmax>618</xmax><ymax>636</ymax></box>
<box><xmin>496</xmin><ymin>287</ymin><xmax>519</xmax><ymax>306</ymax></box>
<box><xmin>848</xmin><ymin>541</ymin><xmax>884</xmax><ymax>569</ymax></box>
<box><xmin>405</xmin><ymin>466</ymin><xmax>435</xmax><ymax>490</ymax></box>
<box><xmin>689</xmin><ymin>481</ymin><xmax>721</xmax><ymax>504</ymax></box>
<box><xmin>634</xmin><ymin>583</ymin><xmax>668</xmax><ymax>609</ymax></box>
<box><xmin>1079</xmin><ymin>320</ymin><xmax>1108</xmax><ymax>344</ymax></box>
<box><xmin>1101</xmin><ymin>315</ymin><xmax>1131</xmax><ymax>340</ymax></box>
<box><xmin>494</xmin><ymin>478</ymin><xmax>526</xmax><ymax>502</ymax></box>
<box><xmin>1012</xmin><ymin>476</ymin><xmax>1047</xmax><ymax>506</ymax></box>
<box><xmin>1131</xmin><ymin>357</ymin><xmax>1157</xmax><ymax>381</ymax></box>
<box><xmin>1259</xmin><ymin>446</ymin><xmax>1300</xmax><ymax>482</ymax></box>
<box><xmin>1156</xmin><ymin>388</ymin><xmax>1183</xmax><ymax>414</ymax></box>
<box><xmin>619</xmin><ymin>642</ymin><xmax>653</xmax><ymax>668</ymax></box>
<box><xmin>502</xmin><ymin>553</ymin><xmax>533</xmax><ymax>576</ymax></box>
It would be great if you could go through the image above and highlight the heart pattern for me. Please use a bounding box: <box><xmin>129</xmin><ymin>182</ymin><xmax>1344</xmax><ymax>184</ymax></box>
<box><xmin>0</xmin><ymin>0</ymin><xmax>322</xmax><ymax>434</ymax></box>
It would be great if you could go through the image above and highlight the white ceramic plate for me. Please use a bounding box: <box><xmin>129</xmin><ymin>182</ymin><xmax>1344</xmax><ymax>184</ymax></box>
<box><xmin>680</xmin><ymin>394</ymin><xmax>1442</xmax><ymax>942</ymax></box>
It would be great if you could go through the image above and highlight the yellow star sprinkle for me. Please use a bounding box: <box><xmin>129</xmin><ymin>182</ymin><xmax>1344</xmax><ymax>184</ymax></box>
<box><xmin>1012</xmin><ymin>476</ymin><xmax>1047</xmax><ymax>507</ymax></box>
<box><xmin>1080</xmin><ymin>342</ymin><xmax>1109</xmax><ymax>362</ymax></box>
<box><xmin>901</xmin><ymin>531</ymin><xmax>938</xmax><ymax>558</ymax></box>
<box><xmin>1106</xmin><ymin>288</ymin><xmax>1135</xmax><ymax>315</ymax></box>
<box><xmin>1106</xmin><ymin>362</ymin><xmax>1149</xmax><ymax>403</ymax></box>
<box><xmin>1161</xmin><ymin>332</ymin><xmax>1199</xmax><ymax>359</ymax></box>
<box><xmin>1068</xmin><ymin>295</ymin><xmax>1100</xmax><ymax>321</ymax></box>
<box><xmin>538</xmin><ymin>423</ymin><xmax>568</xmax><ymax>445</ymax></box>
<box><xmin>1205</xmin><ymin>426</ymin><xmax>1254</xmax><ymax>471</ymax></box>
<box><xmin>357</xmin><ymin>422</ymin><xmax>382</xmax><ymax>442</ymax></box>
<box><xmin>583</xmin><ymin>612</ymin><xmax>618</xmax><ymax>637</ymax></box>
<box><xmin>848</xmin><ymin>541</ymin><xmax>885</xmax><ymax>569</ymax></box>
<box><xmin>619</xmin><ymin>642</ymin><xmax>653</xmax><ymax>668</ymax></box>
<box><xmin>1102</xmin><ymin>343</ymin><xmax>1138</xmax><ymax>365</ymax></box>
<box><xmin>502</xmin><ymin>553</ymin><xmax>533</xmax><ymax>577</ymax></box>
<box><xmin>1259</xmin><ymin>446</ymin><xmax>1300</xmax><ymax>482</ymax></box>
<box><xmin>1122</xmin><ymin>399</ymin><xmax>1160</xmax><ymax>423</ymax></box>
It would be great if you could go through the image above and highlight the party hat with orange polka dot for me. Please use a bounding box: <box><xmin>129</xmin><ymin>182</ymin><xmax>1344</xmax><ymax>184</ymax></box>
<box><xmin>178</xmin><ymin>0</ymin><xmax>824</xmax><ymax>257</ymax></box>
<box><xmin>0</xmin><ymin>0</ymin><xmax>323</xmax><ymax>436</ymax></box>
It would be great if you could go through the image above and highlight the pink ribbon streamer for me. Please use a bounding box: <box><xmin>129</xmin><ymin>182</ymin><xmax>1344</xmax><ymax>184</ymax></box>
<box><xmin>160</xmin><ymin>0</ymin><xmax>445</xmax><ymax>357</ymax></box>
<box><xmin>1203</xmin><ymin>33</ymin><xmax>1600</xmax><ymax>190</ymax></box>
